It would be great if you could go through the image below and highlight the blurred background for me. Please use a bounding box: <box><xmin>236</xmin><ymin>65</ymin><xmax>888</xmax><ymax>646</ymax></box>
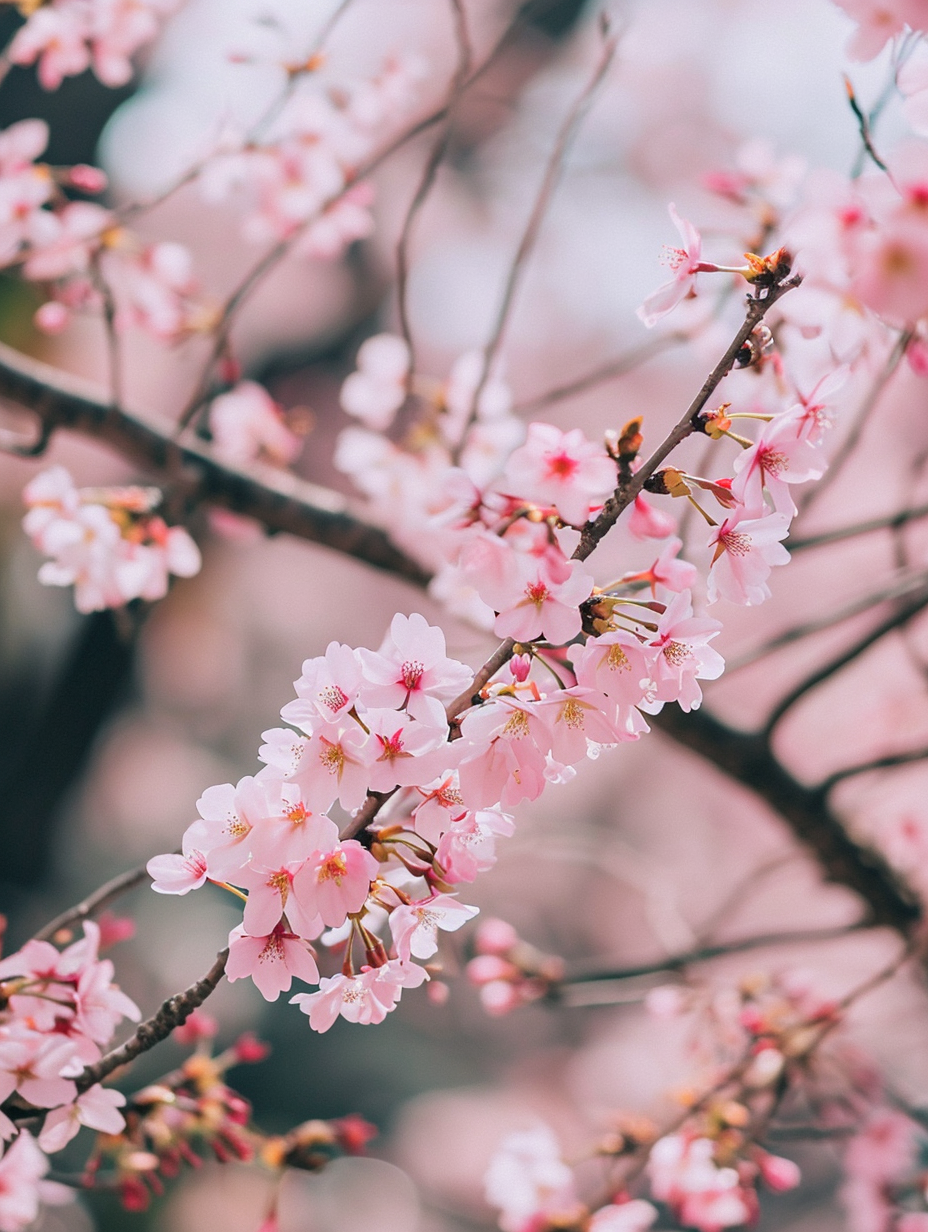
<box><xmin>1</xmin><ymin>1</ymin><xmax>927</xmax><ymax>1228</ymax></box>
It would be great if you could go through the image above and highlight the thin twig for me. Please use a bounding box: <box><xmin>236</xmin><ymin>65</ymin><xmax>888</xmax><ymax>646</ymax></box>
<box><xmin>33</xmin><ymin>865</ymin><xmax>150</xmax><ymax>943</ymax></box>
<box><xmin>727</xmin><ymin>569</ymin><xmax>928</xmax><ymax>673</ymax></box>
<box><xmin>788</xmin><ymin>502</ymin><xmax>928</xmax><ymax>552</ymax></box>
<box><xmin>512</xmin><ymin>332</ymin><xmax>685</xmax><ymax>414</ymax></box>
<box><xmin>454</xmin><ymin>19</ymin><xmax>620</xmax><ymax>451</ymax></box>
<box><xmin>820</xmin><ymin>748</ymin><xmax>928</xmax><ymax>794</ymax></box>
<box><xmin>76</xmin><ymin>948</ymin><xmax>229</xmax><ymax>1092</ymax></box>
<box><xmin>395</xmin><ymin>0</ymin><xmax>472</xmax><ymax>373</ymax></box>
<box><xmin>763</xmin><ymin>579</ymin><xmax>928</xmax><ymax>736</ymax></box>
<box><xmin>560</xmin><ymin>922</ymin><xmax>870</xmax><ymax>987</ymax></box>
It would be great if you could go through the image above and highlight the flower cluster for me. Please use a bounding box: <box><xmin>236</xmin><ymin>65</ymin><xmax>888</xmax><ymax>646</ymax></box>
<box><xmin>466</xmin><ymin>917</ymin><xmax>565</xmax><ymax>1016</ymax></box>
<box><xmin>0</xmin><ymin>920</ymin><xmax>139</xmax><ymax>1229</ymax></box>
<box><xmin>199</xmin><ymin>55</ymin><xmax>424</xmax><ymax>259</ymax></box>
<box><xmin>23</xmin><ymin>466</ymin><xmax>201</xmax><ymax>613</ymax></box>
<box><xmin>8</xmin><ymin>0</ymin><xmax>179</xmax><ymax>91</ymax></box>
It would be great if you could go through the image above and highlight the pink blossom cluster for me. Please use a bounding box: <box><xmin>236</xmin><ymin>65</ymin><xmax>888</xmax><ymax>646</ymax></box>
<box><xmin>485</xmin><ymin>1123</ymin><xmax>658</xmax><ymax>1232</ymax></box>
<box><xmin>840</xmin><ymin>1110</ymin><xmax>928</xmax><ymax>1232</ymax></box>
<box><xmin>466</xmin><ymin>917</ymin><xmax>565</xmax><ymax>1016</ymax></box>
<box><xmin>0</xmin><ymin>117</ymin><xmax>208</xmax><ymax>340</ymax></box>
<box><xmin>23</xmin><ymin>466</ymin><xmax>201</xmax><ymax>613</ymax></box>
<box><xmin>199</xmin><ymin>56</ymin><xmax>424</xmax><ymax>259</ymax></box>
<box><xmin>208</xmin><ymin>380</ymin><xmax>303</xmax><ymax>468</ymax></box>
<box><xmin>0</xmin><ymin>921</ymin><xmax>140</xmax><ymax>1231</ymax></box>
<box><xmin>831</xmin><ymin>0</ymin><xmax>928</xmax><ymax>61</ymax></box>
<box><xmin>8</xmin><ymin>0</ymin><xmax>180</xmax><ymax>91</ymax></box>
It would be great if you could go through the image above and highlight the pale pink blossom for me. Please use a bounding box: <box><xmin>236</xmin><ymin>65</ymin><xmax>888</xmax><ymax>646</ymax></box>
<box><xmin>286</xmin><ymin>641</ymin><xmax>365</xmax><ymax>727</ymax></box>
<box><xmin>502</xmin><ymin>422</ymin><xmax>616</xmax><ymax>525</ymax></box>
<box><xmin>209</xmin><ymin>381</ymin><xmax>302</xmax><ymax>468</ymax></box>
<box><xmin>226</xmin><ymin>923</ymin><xmax>320</xmax><ymax>1002</ymax></box>
<box><xmin>480</xmin><ymin>553</ymin><xmax>594</xmax><ymax>645</ymax></box>
<box><xmin>0</xmin><ymin>1038</ymin><xmax>77</xmax><ymax>1110</ymax></box>
<box><xmin>830</xmin><ymin>0</ymin><xmax>915</xmax><ymax>60</ymax></box>
<box><xmin>637</xmin><ymin>204</ymin><xmax>705</xmax><ymax>327</ymax></box>
<box><xmin>732</xmin><ymin>410</ymin><xmax>830</xmax><ymax>515</ymax></box>
<box><xmin>22</xmin><ymin>202</ymin><xmax>111</xmax><ymax>281</ymax></box>
<box><xmin>485</xmin><ymin>1124</ymin><xmax>581</xmax><ymax>1232</ymax></box>
<box><xmin>645</xmin><ymin>590</ymin><xmax>724</xmax><ymax>712</ymax></box>
<box><xmin>537</xmin><ymin>686</ymin><xmax>632</xmax><ymax>764</ymax></box>
<box><xmin>412</xmin><ymin>774</ymin><xmax>468</xmax><ymax>844</ymax></box>
<box><xmin>436</xmin><ymin>809</ymin><xmax>515</xmax><ymax>882</ymax></box>
<box><xmin>297</xmin><ymin>181</ymin><xmax>376</xmax><ymax>260</ymax></box>
<box><xmin>389</xmin><ymin>894</ymin><xmax>478</xmax><ymax>962</ymax></box>
<box><xmin>290</xmin><ymin>959</ymin><xmax>427</xmax><ymax>1032</ymax></box>
<box><xmin>340</xmin><ymin>333</ymin><xmax>410</xmax><ymax>430</ymax></box>
<box><xmin>359</xmin><ymin>612</ymin><xmax>472</xmax><ymax>726</ymax></box>
<box><xmin>706</xmin><ymin>510</ymin><xmax>791</xmax><ymax>606</ymax></box>
<box><xmin>457</xmin><ymin>698</ymin><xmax>552</xmax><ymax>809</ymax></box>
<box><xmin>628</xmin><ymin>493</ymin><xmax>677</xmax><ymax>540</ymax></box>
<box><xmin>9</xmin><ymin>9</ymin><xmax>91</xmax><ymax>90</ymax></box>
<box><xmin>622</xmin><ymin>537</ymin><xmax>698</xmax><ymax>594</ymax></box>
<box><xmin>588</xmin><ymin>1200</ymin><xmax>659</xmax><ymax>1232</ymax></box>
<box><xmin>239</xmin><ymin>862</ymin><xmax>323</xmax><ymax>939</ymax></box>
<box><xmin>364</xmin><ymin>708</ymin><xmax>451</xmax><ymax>794</ymax></box>
<box><xmin>38</xmin><ymin>1085</ymin><xmax>126</xmax><ymax>1153</ymax></box>
<box><xmin>292</xmin><ymin>841</ymin><xmax>379</xmax><ymax>928</ymax></box>
<box><xmin>0</xmin><ymin>1132</ymin><xmax>55</xmax><ymax>1232</ymax></box>
<box><xmin>279</xmin><ymin>721</ymin><xmax>374</xmax><ymax>814</ymax></box>
<box><xmin>147</xmin><ymin>826</ymin><xmax>209</xmax><ymax>895</ymax></box>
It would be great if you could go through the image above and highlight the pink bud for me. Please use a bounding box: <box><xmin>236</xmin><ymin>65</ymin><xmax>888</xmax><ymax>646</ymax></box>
<box><xmin>908</xmin><ymin>338</ymin><xmax>928</xmax><ymax>377</ymax></box>
<box><xmin>480</xmin><ymin>979</ymin><xmax>522</xmax><ymax>1016</ymax></box>
<box><xmin>67</xmin><ymin>164</ymin><xmax>108</xmax><ymax>193</ymax></box>
<box><xmin>644</xmin><ymin>984</ymin><xmax>687</xmax><ymax>1019</ymax></box>
<box><xmin>173</xmin><ymin>1009</ymin><xmax>218</xmax><ymax>1045</ymax></box>
<box><xmin>233</xmin><ymin>1031</ymin><xmax>271</xmax><ymax>1063</ymax></box>
<box><xmin>97</xmin><ymin>910</ymin><xmax>136</xmax><ymax>949</ymax></box>
<box><xmin>757</xmin><ymin>1152</ymin><xmax>801</xmax><ymax>1192</ymax></box>
<box><xmin>427</xmin><ymin>980</ymin><xmax>451</xmax><ymax>1006</ymax></box>
<box><xmin>509</xmin><ymin>654</ymin><xmax>532</xmax><ymax>682</ymax></box>
<box><xmin>466</xmin><ymin>954</ymin><xmax>518</xmax><ymax>985</ymax></box>
<box><xmin>475</xmin><ymin>917</ymin><xmax>519</xmax><ymax>955</ymax></box>
<box><xmin>34</xmin><ymin>301</ymin><xmax>70</xmax><ymax>334</ymax></box>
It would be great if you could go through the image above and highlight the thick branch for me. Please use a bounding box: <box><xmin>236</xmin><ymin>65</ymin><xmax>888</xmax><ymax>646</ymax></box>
<box><xmin>0</xmin><ymin>342</ymin><xmax>430</xmax><ymax>587</ymax></box>
<box><xmin>76</xmin><ymin>948</ymin><xmax>229</xmax><ymax>1092</ymax></box>
<box><xmin>650</xmin><ymin>705</ymin><xmax>921</xmax><ymax>934</ymax></box>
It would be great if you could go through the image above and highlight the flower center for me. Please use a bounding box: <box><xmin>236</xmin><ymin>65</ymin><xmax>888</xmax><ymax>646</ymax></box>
<box><xmin>546</xmin><ymin>452</ymin><xmax>577</xmax><ymax>480</ymax></box>
<box><xmin>721</xmin><ymin>530</ymin><xmax>752</xmax><ymax>557</ymax></box>
<box><xmin>318</xmin><ymin>684</ymin><xmax>348</xmax><ymax>714</ymax></box>
<box><xmin>401</xmin><ymin>660</ymin><xmax>424</xmax><ymax>690</ymax></box>
<box><xmin>318</xmin><ymin>852</ymin><xmax>348</xmax><ymax>883</ymax></box>
<box><xmin>606</xmin><ymin>644</ymin><xmax>631</xmax><ymax>672</ymax></box>
<box><xmin>663</xmin><ymin>640</ymin><xmax>692</xmax><ymax>667</ymax></box>
<box><xmin>524</xmin><ymin>581</ymin><xmax>549</xmax><ymax>608</ymax></box>
<box><xmin>502</xmin><ymin>708</ymin><xmax>530</xmax><ymax>738</ymax></box>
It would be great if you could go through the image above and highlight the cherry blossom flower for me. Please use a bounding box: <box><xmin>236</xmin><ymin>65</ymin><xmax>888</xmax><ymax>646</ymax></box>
<box><xmin>0</xmin><ymin>1132</ymin><xmax>59</xmax><ymax>1232</ymax></box>
<box><xmin>637</xmin><ymin>204</ymin><xmax>706</xmax><ymax>327</ymax></box>
<box><xmin>648</xmin><ymin>1135</ymin><xmax>754</xmax><ymax>1232</ymax></box>
<box><xmin>286</xmin><ymin>641</ymin><xmax>366</xmax><ymax>727</ymax></box>
<box><xmin>148</xmin><ymin>832</ymin><xmax>209</xmax><ymax>893</ymax></box>
<box><xmin>706</xmin><ymin>510</ymin><xmax>791</xmax><ymax>606</ymax></box>
<box><xmin>481</xmin><ymin>553</ymin><xmax>595</xmax><ymax>645</ymax></box>
<box><xmin>457</xmin><ymin>698</ymin><xmax>551</xmax><ymax>809</ymax></box>
<box><xmin>340</xmin><ymin>334</ymin><xmax>410</xmax><ymax>430</ymax></box>
<box><xmin>292</xmin><ymin>841</ymin><xmax>379</xmax><ymax>928</ymax></box>
<box><xmin>570</xmin><ymin>629</ymin><xmax>655</xmax><ymax>711</ymax></box>
<box><xmin>226</xmin><ymin>923</ymin><xmax>320</xmax><ymax>1002</ymax></box>
<box><xmin>389</xmin><ymin>894</ymin><xmax>478</xmax><ymax>962</ymax></box>
<box><xmin>38</xmin><ymin>1085</ymin><xmax>126</xmax><ymax>1153</ymax></box>
<box><xmin>290</xmin><ymin>959</ymin><xmax>427</xmax><ymax>1032</ymax></box>
<box><xmin>363</xmin><ymin>708</ymin><xmax>451</xmax><ymax>794</ymax></box>
<box><xmin>359</xmin><ymin>612</ymin><xmax>472</xmax><ymax>726</ymax></box>
<box><xmin>485</xmin><ymin>1124</ymin><xmax>582</xmax><ymax>1232</ymax></box>
<box><xmin>732</xmin><ymin>408</ymin><xmax>830</xmax><ymax>515</ymax></box>
<box><xmin>436</xmin><ymin>808</ymin><xmax>515</xmax><ymax>882</ymax></box>
<box><xmin>502</xmin><ymin>423</ymin><xmax>616</xmax><ymax>526</ymax></box>
<box><xmin>645</xmin><ymin>590</ymin><xmax>724</xmax><ymax>712</ymax></box>
<box><xmin>628</xmin><ymin>493</ymin><xmax>677</xmax><ymax>540</ymax></box>
<box><xmin>238</xmin><ymin>862</ymin><xmax>323</xmax><ymax>939</ymax></box>
<box><xmin>588</xmin><ymin>1200</ymin><xmax>659</xmax><ymax>1232</ymax></box>
<box><xmin>276</xmin><ymin>721</ymin><xmax>374</xmax><ymax>814</ymax></box>
<box><xmin>830</xmin><ymin>0</ymin><xmax>915</xmax><ymax>60</ymax></box>
<box><xmin>209</xmin><ymin>382</ymin><xmax>302</xmax><ymax>467</ymax></box>
<box><xmin>537</xmin><ymin>686</ymin><xmax>632</xmax><ymax>764</ymax></box>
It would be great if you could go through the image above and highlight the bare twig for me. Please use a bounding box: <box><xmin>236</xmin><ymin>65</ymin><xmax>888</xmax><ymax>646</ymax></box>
<box><xmin>763</xmin><ymin>579</ymin><xmax>928</xmax><ymax>736</ymax></box>
<box><xmin>512</xmin><ymin>333</ymin><xmax>685</xmax><ymax>414</ymax></box>
<box><xmin>395</xmin><ymin>0</ymin><xmax>473</xmax><ymax>372</ymax></box>
<box><xmin>76</xmin><ymin>948</ymin><xmax>229</xmax><ymax>1092</ymax></box>
<box><xmin>727</xmin><ymin>569</ymin><xmax>928</xmax><ymax>673</ymax></box>
<box><xmin>820</xmin><ymin>748</ymin><xmax>928</xmax><ymax>793</ymax></box>
<box><xmin>788</xmin><ymin>502</ymin><xmax>928</xmax><ymax>552</ymax></box>
<box><xmin>455</xmin><ymin>20</ymin><xmax>620</xmax><ymax>449</ymax></box>
<box><xmin>33</xmin><ymin>865</ymin><xmax>150</xmax><ymax>943</ymax></box>
<box><xmin>650</xmin><ymin>704</ymin><xmax>921</xmax><ymax>934</ymax></box>
<box><xmin>560</xmin><ymin>921</ymin><xmax>870</xmax><ymax>987</ymax></box>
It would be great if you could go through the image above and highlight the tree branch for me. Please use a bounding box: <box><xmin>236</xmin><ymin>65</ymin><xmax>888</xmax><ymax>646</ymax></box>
<box><xmin>76</xmin><ymin>948</ymin><xmax>229</xmax><ymax>1092</ymax></box>
<box><xmin>0</xmin><ymin>341</ymin><xmax>431</xmax><ymax>587</ymax></box>
<box><xmin>650</xmin><ymin>704</ymin><xmax>921</xmax><ymax>934</ymax></box>
<box><xmin>33</xmin><ymin>864</ymin><xmax>150</xmax><ymax>943</ymax></box>
<box><xmin>561</xmin><ymin>922</ymin><xmax>870</xmax><ymax>986</ymax></box>
<box><xmin>820</xmin><ymin>748</ymin><xmax>928</xmax><ymax>793</ymax></box>
<box><xmin>763</xmin><ymin>579</ymin><xmax>928</xmax><ymax>736</ymax></box>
